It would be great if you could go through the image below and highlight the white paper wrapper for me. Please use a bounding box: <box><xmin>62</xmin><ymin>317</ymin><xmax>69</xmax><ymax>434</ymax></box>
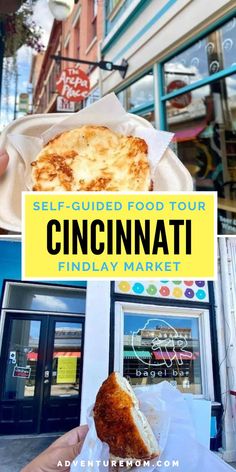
<box><xmin>7</xmin><ymin>93</ymin><xmax>174</xmax><ymax>189</ymax></box>
<box><xmin>71</xmin><ymin>383</ymin><xmax>171</xmax><ymax>472</ymax></box>
<box><xmin>0</xmin><ymin>93</ymin><xmax>193</xmax><ymax>232</ymax></box>
<box><xmin>71</xmin><ymin>381</ymin><xmax>234</xmax><ymax>472</ymax></box>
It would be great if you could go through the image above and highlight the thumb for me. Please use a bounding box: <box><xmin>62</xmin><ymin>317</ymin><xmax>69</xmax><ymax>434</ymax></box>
<box><xmin>54</xmin><ymin>442</ymin><xmax>84</xmax><ymax>470</ymax></box>
<box><xmin>0</xmin><ymin>151</ymin><xmax>9</xmax><ymax>177</ymax></box>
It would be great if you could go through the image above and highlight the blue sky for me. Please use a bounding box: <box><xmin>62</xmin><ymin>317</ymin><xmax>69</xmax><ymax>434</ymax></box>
<box><xmin>124</xmin><ymin>313</ymin><xmax>199</xmax><ymax>337</ymax></box>
<box><xmin>0</xmin><ymin>0</ymin><xmax>53</xmax><ymax>131</ymax></box>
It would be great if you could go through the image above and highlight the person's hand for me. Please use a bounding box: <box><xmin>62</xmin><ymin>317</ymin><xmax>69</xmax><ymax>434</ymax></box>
<box><xmin>21</xmin><ymin>424</ymin><xmax>88</xmax><ymax>472</ymax></box>
<box><xmin>0</xmin><ymin>150</ymin><xmax>9</xmax><ymax>176</ymax></box>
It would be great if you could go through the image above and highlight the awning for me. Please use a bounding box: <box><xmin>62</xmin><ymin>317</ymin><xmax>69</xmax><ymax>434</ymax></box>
<box><xmin>27</xmin><ymin>352</ymin><xmax>38</xmax><ymax>361</ymax></box>
<box><xmin>173</xmin><ymin>125</ymin><xmax>205</xmax><ymax>142</ymax></box>
<box><xmin>124</xmin><ymin>350</ymin><xmax>151</xmax><ymax>359</ymax></box>
<box><xmin>152</xmin><ymin>351</ymin><xmax>199</xmax><ymax>360</ymax></box>
<box><xmin>27</xmin><ymin>351</ymin><xmax>81</xmax><ymax>360</ymax></box>
<box><xmin>54</xmin><ymin>351</ymin><xmax>81</xmax><ymax>358</ymax></box>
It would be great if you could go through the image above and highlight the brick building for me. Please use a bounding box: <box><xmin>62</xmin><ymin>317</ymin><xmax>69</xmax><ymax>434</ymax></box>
<box><xmin>31</xmin><ymin>0</ymin><xmax>103</xmax><ymax>113</ymax></box>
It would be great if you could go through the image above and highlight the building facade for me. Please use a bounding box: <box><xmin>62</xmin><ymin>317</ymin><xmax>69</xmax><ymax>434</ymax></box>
<box><xmin>31</xmin><ymin>0</ymin><xmax>103</xmax><ymax>114</ymax></box>
<box><xmin>0</xmin><ymin>239</ymin><xmax>236</xmax><ymax>462</ymax></box>
<box><xmin>101</xmin><ymin>0</ymin><xmax>236</xmax><ymax>234</ymax></box>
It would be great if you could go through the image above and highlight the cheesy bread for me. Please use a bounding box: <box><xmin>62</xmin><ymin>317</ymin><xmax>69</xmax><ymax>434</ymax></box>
<box><xmin>31</xmin><ymin>125</ymin><xmax>150</xmax><ymax>191</ymax></box>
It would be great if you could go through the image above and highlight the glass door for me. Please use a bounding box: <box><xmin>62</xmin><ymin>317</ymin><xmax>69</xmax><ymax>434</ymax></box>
<box><xmin>0</xmin><ymin>313</ymin><xmax>85</xmax><ymax>434</ymax></box>
<box><xmin>41</xmin><ymin>316</ymin><xmax>84</xmax><ymax>433</ymax></box>
<box><xmin>0</xmin><ymin>313</ymin><xmax>46</xmax><ymax>434</ymax></box>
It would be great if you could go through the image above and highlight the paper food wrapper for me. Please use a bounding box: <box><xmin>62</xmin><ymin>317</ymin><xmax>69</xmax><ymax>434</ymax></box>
<box><xmin>71</xmin><ymin>382</ymin><xmax>171</xmax><ymax>472</ymax></box>
<box><xmin>7</xmin><ymin>93</ymin><xmax>173</xmax><ymax>190</ymax></box>
<box><xmin>0</xmin><ymin>93</ymin><xmax>193</xmax><ymax>232</ymax></box>
<box><xmin>71</xmin><ymin>381</ymin><xmax>233</xmax><ymax>472</ymax></box>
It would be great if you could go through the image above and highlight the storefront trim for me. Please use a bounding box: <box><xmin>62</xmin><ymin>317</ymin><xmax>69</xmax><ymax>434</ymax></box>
<box><xmin>128</xmin><ymin>101</ymin><xmax>154</xmax><ymax>115</ymax></box>
<box><xmin>160</xmin><ymin>9</ymin><xmax>236</xmax><ymax>64</ymax></box>
<box><xmin>104</xmin><ymin>0</ymin><xmax>179</xmax><ymax>60</ymax></box>
<box><xmin>158</xmin><ymin>11</ymin><xmax>236</xmax><ymax>129</ymax></box>
<box><xmin>109</xmin><ymin>282</ymin><xmax>222</xmax><ymax>404</ymax></box>
<box><xmin>102</xmin><ymin>0</ymin><xmax>150</xmax><ymax>53</ymax></box>
<box><xmin>113</xmin><ymin>301</ymin><xmax>214</xmax><ymax>400</ymax></box>
<box><xmin>80</xmin><ymin>281</ymin><xmax>111</xmax><ymax>423</ymax></box>
<box><xmin>160</xmin><ymin>65</ymin><xmax>236</xmax><ymax>103</ymax></box>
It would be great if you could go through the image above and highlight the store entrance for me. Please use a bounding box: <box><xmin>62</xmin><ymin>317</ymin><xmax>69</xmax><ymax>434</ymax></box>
<box><xmin>0</xmin><ymin>312</ymin><xmax>84</xmax><ymax>434</ymax></box>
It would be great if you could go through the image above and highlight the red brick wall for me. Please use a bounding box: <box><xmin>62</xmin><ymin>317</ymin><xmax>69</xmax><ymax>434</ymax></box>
<box><xmin>61</xmin><ymin>0</ymin><xmax>104</xmax><ymax>74</ymax></box>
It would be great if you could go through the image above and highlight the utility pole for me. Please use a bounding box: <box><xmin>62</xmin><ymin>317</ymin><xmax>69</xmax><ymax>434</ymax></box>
<box><xmin>13</xmin><ymin>71</ymin><xmax>19</xmax><ymax>120</ymax></box>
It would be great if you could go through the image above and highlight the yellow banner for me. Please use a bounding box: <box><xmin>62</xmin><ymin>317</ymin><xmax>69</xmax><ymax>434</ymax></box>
<box><xmin>57</xmin><ymin>357</ymin><xmax>77</xmax><ymax>384</ymax></box>
<box><xmin>22</xmin><ymin>192</ymin><xmax>216</xmax><ymax>279</ymax></box>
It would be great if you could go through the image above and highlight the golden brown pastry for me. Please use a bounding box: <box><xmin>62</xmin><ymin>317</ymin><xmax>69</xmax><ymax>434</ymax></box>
<box><xmin>31</xmin><ymin>125</ymin><xmax>150</xmax><ymax>191</ymax></box>
<box><xmin>93</xmin><ymin>372</ymin><xmax>159</xmax><ymax>461</ymax></box>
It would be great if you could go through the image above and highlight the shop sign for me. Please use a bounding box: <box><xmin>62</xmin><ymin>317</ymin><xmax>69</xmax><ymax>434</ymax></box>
<box><xmin>132</xmin><ymin>318</ymin><xmax>193</xmax><ymax>368</ymax></box>
<box><xmin>57</xmin><ymin>357</ymin><xmax>77</xmax><ymax>384</ymax></box>
<box><xmin>56</xmin><ymin>67</ymin><xmax>90</xmax><ymax>102</ymax></box>
<box><xmin>13</xmin><ymin>365</ymin><xmax>31</xmax><ymax>379</ymax></box>
<box><xmin>19</xmin><ymin>93</ymin><xmax>29</xmax><ymax>113</ymax></box>
<box><xmin>167</xmin><ymin>80</ymin><xmax>192</xmax><ymax>109</ymax></box>
<box><xmin>57</xmin><ymin>96</ymin><xmax>76</xmax><ymax>112</ymax></box>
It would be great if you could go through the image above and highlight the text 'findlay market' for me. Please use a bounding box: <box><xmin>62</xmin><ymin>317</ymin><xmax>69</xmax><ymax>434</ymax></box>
<box><xmin>57</xmin><ymin>261</ymin><xmax>181</xmax><ymax>273</ymax></box>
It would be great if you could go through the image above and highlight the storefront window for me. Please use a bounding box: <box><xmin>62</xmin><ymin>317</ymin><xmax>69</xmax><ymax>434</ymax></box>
<box><xmin>123</xmin><ymin>312</ymin><xmax>202</xmax><ymax>394</ymax></box>
<box><xmin>166</xmin><ymin>75</ymin><xmax>236</xmax><ymax>201</ymax></box>
<box><xmin>107</xmin><ymin>0</ymin><xmax>122</xmax><ymax>16</ymax></box>
<box><xmin>4</xmin><ymin>283</ymin><xmax>86</xmax><ymax>314</ymax></box>
<box><xmin>162</xmin><ymin>16</ymin><xmax>236</xmax><ymax>233</ymax></box>
<box><xmin>117</xmin><ymin>70</ymin><xmax>154</xmax><ymax>111</ymax></box>
<box><xmin>50</xmin><ymin>321</ymin><xmax>82</xmax><ymax>397</ymax></box>
<box><xmin>164</xmin><ymin>18</ymin><xmax>236</xmax><ymax>92</ymax></box>
<box><xmin>3</xmin><ymin>319</ymin><xmax>41</xmax><ymax>399</ymax></box>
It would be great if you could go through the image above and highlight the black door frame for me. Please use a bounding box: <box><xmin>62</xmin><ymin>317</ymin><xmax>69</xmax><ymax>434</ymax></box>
<box><xmin>40</xmin><ymin>314</ymin><xmax>85</xmax><ymax>434</ymax></box>
<box><xmin>0</xmin><ymin>311</ymin><xmax>85</xmax><ymax>434</ymax></box>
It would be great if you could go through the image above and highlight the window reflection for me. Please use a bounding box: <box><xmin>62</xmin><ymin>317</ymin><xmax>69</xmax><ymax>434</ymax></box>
<box><xmin>4</xmin><ymin>320</ymin><xmax>41</xmax><ymax>399</ymax></box>
<box><xmin>164</xmin><ymin>18</ymin><xmax>236</xmax><ymax>92</ymax></box>
<box><xmin>166</xmin><ymin>74</ymin><xmax>236</xmax><ymax>233</ymax></box>
<box><xmin>123</xmin><ymin>313</ymin><xmax>202</xmax><ymax>394</ymax></box>
<box><xmin>50</xmin><ymin>322</ymin><xmax>82</xmax><ymax>397</ymax></box>
<box><xmin>5</xmin><ymin>284</ymin><xmax>86</xmax><ymax>314</ymax></box>
<box><xmin>117</xmin><ymin>71</ymin><xmax>154</xmax><ymax>110</ymax></box>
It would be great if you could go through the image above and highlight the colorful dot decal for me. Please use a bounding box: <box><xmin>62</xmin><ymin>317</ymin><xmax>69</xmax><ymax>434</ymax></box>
<box><xmin>132</xmin><ymin>283</ymin><xmax>144</xmax><ymax>294</ymax></box>
<box><xmin>116</xmin><ymin>281</ymin><xmax>208</xmax><ymax>301</ymax></box>
<box><xmin>185</xmin><ymin>288</ymin><xmax>194</xmax><ymax>299</ymax></box>
<box><xmin>196</xmin><ymin>289</ymin><xmax>206</xmax><ymax>300</ymax></box>
<box><xmin>146</xmin><ymin>284</ymin><xmax>158</xmax><ymax>296</ymax></box>
<box><xmin>196</xmin><ymin>281</ymin><xmax>205</xmax><ymax>287</ymax></box>
<box><xmin>159</xmin><ymin>286</ymin><xmax>170</xmax><ymax>297</ymax></box>
<box><xmin>118</xmin><ymin>282</ymin><xmax>131</xmax><ymax>293</ymax></box>
<box><xmin>173</xmin><ymin>287</ymin><xmax>183</xmax><ymax>298</ymax></box>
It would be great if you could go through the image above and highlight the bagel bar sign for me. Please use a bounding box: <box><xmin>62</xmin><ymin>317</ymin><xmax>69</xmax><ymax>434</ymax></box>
<box><xmin>56</xmin><ymin>66</ymin><xmax>90</xmax><ymax>102</ymax></box>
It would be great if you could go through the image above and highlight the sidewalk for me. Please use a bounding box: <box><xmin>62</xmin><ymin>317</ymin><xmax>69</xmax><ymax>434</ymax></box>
<box><xmin>0</xmin><ymin>435</ymin><xmax>236</xmax><ymax>472</ymax></box>
<box><xmin>0</xmin><ymin>434</ymin><xmax>59</xmax><ymax>471</ymax></box>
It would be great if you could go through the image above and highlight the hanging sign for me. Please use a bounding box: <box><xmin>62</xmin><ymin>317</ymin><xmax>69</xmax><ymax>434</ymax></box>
<box><xmin>56</xmin><ymin>66</ymin><xmax>90</xmax><ymax>102</ymax></box>
<box><xmin>19</xmin><ymin>93</ymin><xmax>29</xmax><ymax>113</ymax></box>
<box><xmin>57</xmin><ymin>96</ymin><xmax>76</xmax><ymax>112</ymax></box>
<box><xmin>13</xmin><ymin>365</ymin><xmax>31</xmax><ymax>379</ymax></box>
<box><xmin>167</xmin><ymin>80</ymin><xmax>192</xmax><ymax>109</ymax></box>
